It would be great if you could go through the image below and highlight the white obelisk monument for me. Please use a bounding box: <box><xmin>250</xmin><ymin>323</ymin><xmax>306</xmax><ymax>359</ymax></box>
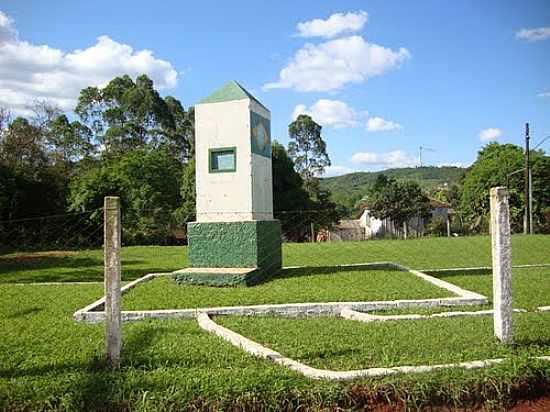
<box><xmin>175</xmin><ymin>81</ymin><xmax>282</xmax><ymax>286</ymax></box>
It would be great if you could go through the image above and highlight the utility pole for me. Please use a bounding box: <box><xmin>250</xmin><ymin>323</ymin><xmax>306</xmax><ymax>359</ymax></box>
<box><xmin>524</xmin><ymin>123</ymin><xmax>530</xmax><ymax>235</ymax></box>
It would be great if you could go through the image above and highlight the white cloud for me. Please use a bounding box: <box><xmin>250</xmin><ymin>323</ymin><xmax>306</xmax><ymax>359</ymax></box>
<box><xmin>322</xmin><ymin>165</ymin><xmax>354</xmax><ymax>177</ymax></box>
<box><xmin>351</xmin><ymin>150</ymin><xmax>417</xmax><ymax>169</ymax></box>
<box><xmin>516</xmin><ymin>27</ymin><xmax>550</xmax><ymax>41</ymax></box>
<box><xmin>0</xmin><ymin>11</ymin><xmax>178</xmax><ymax>112</ymax></box>
<box><xmin>264</xmin><ymin>35</ymin><xmax>410</xmax><ymax>92</ymax></box>
<box><xmin>538</xmin><ymin>90</ymin><xmax>550</xmax><ymax>98</ymax></box>
<box><xmin>479</xmin><ymin>128</ymin><xmax>502</xmax><ymax>142</ymax></box>
<box><xmin>0</xmin><ymin>10</ymin><xmax>16</xmax><ymax>44</ymax></box>
<box><xmin>366</xmin><ymin>116</ymin><xmax>402</xmax><ymax>132</ymax></box>
<box><xmin>292</xmin><ymin>99</ymin><xmax>359</xmax><ymax>128</ymax></box>
<box><xmin>296</xmin><ymin>11</ymin><xmax>368</xmax><ymax>39</ymax></box>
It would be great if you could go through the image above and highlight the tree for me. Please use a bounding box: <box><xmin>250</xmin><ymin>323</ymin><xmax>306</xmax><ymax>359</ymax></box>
<box><xmin>0</xmin><ymin>117</ymin><xmax>47</xmax><ymax>171</ymax></box>
<box><xmin>272</xmin><ymin>141</ymin><xmax>310</xmax><ymax>212</ymax></box>
<box><xmin>367</xmin><ymin>175</ymin><xmax>431</xmax><ymax>238</ymax></box>
<box><xmin>47</xmin><ymin>115</ymin><xmax>96</xmax><ymax>164</ymax></box>
<box><xmin>459</xmin><ymin>142</ymin><xmax>550</xmax><ymax>233</ymax></box>
<box><xmin>75</xmin><ymin>74</ymin><xmax>192</xmax><ymax>159</ymax></box>
<box><xmin>272</xmin><ymin>141</ymin><xmax>342</xmax><ymax>240</ymax></box>
<box><xmin>174</xmin><ymin>159</ymin><xmax>196</xmax><ymax>225</ymax></box>
<box><xmin>287</xmin><ymin>114</ymin><xmax>330</xmax><ymax>199</ymax></box>
<box><xmin>69</xmin><ymin>148</ymin><xmax>184</xmax><ymax>244</ymax></box>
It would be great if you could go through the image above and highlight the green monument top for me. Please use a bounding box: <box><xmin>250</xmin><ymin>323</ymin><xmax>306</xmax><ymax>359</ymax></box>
<box><xmin>199</xmin><ymin>80</ymin><xmax>268</xmax><ymax>112</ymax></box>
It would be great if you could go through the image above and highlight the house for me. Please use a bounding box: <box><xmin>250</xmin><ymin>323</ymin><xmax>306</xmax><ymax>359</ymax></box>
<box><xmin>359</xmin><ymin>199</ymin><xmax>452</xmax><ymax>239</ymax></box>
<box><xmin>324</xmin><ymin>199</ymin><xmax>452</xmax><ymax>241</ymax></box>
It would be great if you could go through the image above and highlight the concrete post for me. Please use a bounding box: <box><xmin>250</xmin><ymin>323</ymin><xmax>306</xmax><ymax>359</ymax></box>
<box><xmin>104</xmin><ymin>196</ymin><xmax>122</xmax><ymax>366</ymax></box>
<box><xmin>490</xmin><ymin>187</ymin><xmax>513</xmax><ymax>344</ymax></box>
<box><xmin>446</xmin><ymin>215</ymin><xmax>451</xmax><ymax>237</ymax></box>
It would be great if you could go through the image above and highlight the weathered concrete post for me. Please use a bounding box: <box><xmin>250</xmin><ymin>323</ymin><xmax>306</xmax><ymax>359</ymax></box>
<box><xmin>490</xmin><ymin>187</ymin><xmax>513</xmax><ymax>344</ymax></box>
<box><xmin>104</xmin><ymin>196</ymin><xmax>122</xmax><ymax>366</ymax></box>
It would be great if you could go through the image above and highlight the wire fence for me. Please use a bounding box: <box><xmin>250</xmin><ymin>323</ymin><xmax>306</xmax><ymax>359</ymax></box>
<box><xmin>0</xmin><ymin>209</ymin><xmax>104</xmax><ymax>253</ymax></box>
<box><xmin>0</xmin><ymin>206</ymin><xmax>548</xmax><ymax>277</ymax></box>
<box><xmin>273</xmin><ymin>209</ymin><xmax>550</xmax><ymax>270</ymax></box>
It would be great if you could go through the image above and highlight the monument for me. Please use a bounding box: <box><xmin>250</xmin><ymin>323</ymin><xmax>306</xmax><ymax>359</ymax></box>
<box><xmin>174</xmin><ymin>81</ymin><xmax>282</xmax><ymax>286</ymax></box>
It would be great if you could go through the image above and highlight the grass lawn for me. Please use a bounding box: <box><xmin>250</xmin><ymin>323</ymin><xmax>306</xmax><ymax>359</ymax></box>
<box><xmin>0</xmin><ymin>234</ymin><xmax>548</xmax><ymax>283</ymax></box>
<box><xmin>0</xmin><ymin>246</ymin><xmax>186</xmax><ymax>283</ymax></box>
<box><xmin>0</xmin><ymin>284</ymin><xmax>315</xmax><ymax>410</ymax></box>
<box><xmin>1</xmin><ymin>236</ymin><xmax>550</xmax><ymax>410</ymax></box>
<box><xmin>219</xmin><ymin>313</ymin><xmax>550</xmax><ymax>371</ymax></box>
<box><xmin>365</xmin><ymin>267</ymin><xmax>550</xmax><ymax>315</ymax></box>
<box><xmin>2</xmin><ymin>282</ymin><xmax>550</xmax><ymax>411</ymax></box>
<box><xmin>122</xmin><ymin>267</ymin><xmax>453</xmax><ymax>311</ymax></box>
<box><xmin>438</xmin><ymin>267</ymin><xmax>550</xmax><ymax>310</ymax></box>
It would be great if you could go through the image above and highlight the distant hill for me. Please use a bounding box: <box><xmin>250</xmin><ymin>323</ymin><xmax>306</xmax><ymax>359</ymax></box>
<box><xmin>320</xmin><ymin>166</ymin><xmax>466</xmax><ymax>209</ymax></box>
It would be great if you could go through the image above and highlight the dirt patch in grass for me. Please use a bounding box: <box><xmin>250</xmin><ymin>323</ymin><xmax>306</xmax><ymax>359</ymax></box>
<box><xmin>0</xmin><ymin>250</ymin><xmax>78</xmax><ymax>264</ymax></box>
<box><xmin>509</xmin><ymin>396</ymin><xmax>550</xmax><ymax>411</ymax></box>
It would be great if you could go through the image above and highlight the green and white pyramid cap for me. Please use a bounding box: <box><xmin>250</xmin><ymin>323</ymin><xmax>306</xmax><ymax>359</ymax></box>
<box><xmin>199</xmin><ymin>80</ymin><xmax>268</xmax><ymax>112</ymax></box>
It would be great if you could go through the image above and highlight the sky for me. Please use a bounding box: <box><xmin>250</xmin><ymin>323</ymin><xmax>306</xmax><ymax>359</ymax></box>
<box><xmin>0</xmin><ymin>0</ymin><xmax>549</xmax><ymax>176</ymax></box>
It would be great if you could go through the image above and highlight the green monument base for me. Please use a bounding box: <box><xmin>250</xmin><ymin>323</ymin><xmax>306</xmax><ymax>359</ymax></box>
<box><xmin>174</xmin><ymin>220</ymin><xmax>282</xmax><ymax>286</ymax></box>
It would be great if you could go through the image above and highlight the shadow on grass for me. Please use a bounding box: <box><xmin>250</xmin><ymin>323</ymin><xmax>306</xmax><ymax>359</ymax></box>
<box><xmin>122</xmin><ymin>324</ymin><xmax>172</xmax><ymax>365</ymax></box>
<box><xmin>6</xmin><ymin>306</ymin><xmax>44</xmax><ymax>319</ymax></box>
<box><xmin>424</xmin><ymin>268</ymin><xmax>492</xmax><ymax>277</ymax></box>
<box><xmin>0</xmin><ymin>256</ymin><xmax>102</xmax><ymax>272</ymax></box>
<box><xmin>0</xmin><ymin>253</ymin><xmax>177</xmax><ymax>283</ymax></box>
<box><xmin>513</xmin><ymin>337</ymin><xmax>550</xmax><ymax>347</ymax></box>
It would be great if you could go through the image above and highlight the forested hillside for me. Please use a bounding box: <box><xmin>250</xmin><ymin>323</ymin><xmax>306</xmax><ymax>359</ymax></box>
<box><xmin>320</xmin><ymin>166</ymin><xmax>466</xmax><ymax>210</ymax></box>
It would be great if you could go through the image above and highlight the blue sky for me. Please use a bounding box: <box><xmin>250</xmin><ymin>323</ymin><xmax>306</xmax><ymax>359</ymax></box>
<box><xmin>0</xmin><ymin>0</ymin><xmax>549</xmax><ymax>175</ymax></box>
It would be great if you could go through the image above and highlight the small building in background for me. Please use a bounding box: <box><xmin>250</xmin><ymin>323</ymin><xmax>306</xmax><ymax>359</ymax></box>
<box><xmin>324</xmin><ymin>199</ymin><xmax>452</xmax><ymax>241</ymax></box>
<box><xmin>324</xmin><ymin>219</ymin><xmax>365</xmax><ymax>241</ymax></box>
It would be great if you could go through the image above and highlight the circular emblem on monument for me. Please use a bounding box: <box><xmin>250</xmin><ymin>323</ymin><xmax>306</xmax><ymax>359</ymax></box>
<box><xmin>254</xmin><ymin>122</ymin><xmax>269</xmax><ymax>151</ymax></box>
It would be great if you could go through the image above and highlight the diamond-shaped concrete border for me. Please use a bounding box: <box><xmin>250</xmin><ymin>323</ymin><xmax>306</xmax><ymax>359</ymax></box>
<box><xmin>73</xmin><ymin>262</ymin><xmax>487</xmax><ymax>323</ymax></box>
<box><xmin>73</xmin><ymin>262</ymin><xmax>550</xmax><ymax>380</ymax></box>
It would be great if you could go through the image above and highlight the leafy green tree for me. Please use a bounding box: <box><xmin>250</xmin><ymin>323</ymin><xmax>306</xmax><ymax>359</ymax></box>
<box><xmin>272</xmin><ymin>141</ymin><xmax>341</xmax><ymax>240</ymax></box>
<box><xmin>0</xmin><ymin>109</ymin><xmax>72</xmax><ymax>236</ymax></box>
<box><xmin>46</xmin><ymin>115</ymin><xmax>96</xmax><ymax>164</ymax></box>
<box><xmin>460</xmin><ymin>142</ymin><xmax>550</xmax><ymax>233</ymax></box>
<box><xmin>0</xmin><ymin>117</ymin><xmax>47</xmax><ymax>171</ymax></box>
<box><xmin>368</xmin><ymin>175</ymin><xmax>430</xmax><ymax>238</ymax></box>
<box><xmin>288</xmin><ymin>114</ymin><xmax>330</xmax><ymax>199</ymax></box>
<box><xmin>75</xmin><ymin>74</ymin><xmax>192</xmax><ymax>159</ymax></box>
<box><xmin>69</xmin><ymin>148</ymin><xmax>183</xmax><ymax>244</ymax></box>
<box><xmin>174</xmin><ymin>159</ymin><xmax>196</xmax><ymax>225</ymax></box>
<box><xmin>272</xmin><ymin>141</ymin><xmax>310</xmax><ymax>212</ymax></box>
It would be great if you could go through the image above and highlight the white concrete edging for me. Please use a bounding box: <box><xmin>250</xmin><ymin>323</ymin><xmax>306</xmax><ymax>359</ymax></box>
<box><xmin>197</xmin><ymin>312</ymin><xmax>550</xmax><ymax>381</ymax></box>
<box><xmin>74</xmin><ymin>262</ymin><xmax>488</xmax><ymax>323</ymax></box>
<box><xmin>340</xmin><ymin>308</ymin><xmax>527</xmax><ymax>323</ymax></box>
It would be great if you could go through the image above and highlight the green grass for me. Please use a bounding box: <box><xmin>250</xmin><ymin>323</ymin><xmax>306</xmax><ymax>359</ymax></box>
<box><xmin>0</xmin><ymin>246</ymin><xmax>186</xmax><ymax>283</ymax></box>
<box><xmin>122</xmin><ymin>267</ymin><xmax>453</xmax><ymax>310</ymax></box>
<box><xmin>1</xmin><ymin>282</ymin><xmax>550</xmax><ymax>410</ymax></box>
<box><xmin>438</xmin><ymin>267</ymin><xmax>550</xmax><ymax>310</ymax></box>
<box><xmin>283</xmin><ymin>234</ymin><xmax>549</xmax><ymax>269</ymax></box>
<box><xmin>219</xmin><ymin>313</ymin><xmax>550</xmax><ymax>371</ymax></box>
<box><xmin>1</xmin><ymin>236</ymin><xmax>550</xmax><ymax>410</ymax></box>
<box><xmin>1</xmin><ymin>234</ymin><xmax>548</xmax><ymax>284</ymax></box>
<box><xmin>0</xmin><ymin>284</ymin><xmax>318</xmax><ymax>410</ymax></box>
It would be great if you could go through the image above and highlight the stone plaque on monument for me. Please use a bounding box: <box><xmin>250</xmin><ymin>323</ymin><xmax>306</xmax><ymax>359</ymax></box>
<box><xmin>174</xmin><ymin>81</ymin><xmax>282</xmax><ymax>286</ymax></box>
